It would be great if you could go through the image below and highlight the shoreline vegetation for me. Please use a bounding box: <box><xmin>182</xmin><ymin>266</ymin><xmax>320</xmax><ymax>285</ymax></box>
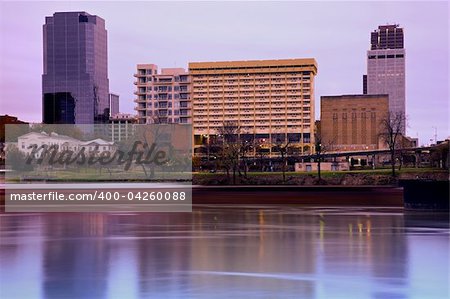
<box><xmin>1</xmin><ymin>167</ymin><xmax>447</xmax><ymax>185</ymax></box>
<box><xmin>193</xmin><ymin>168</ymin><xmax>448</xmax><ymax>185</ymax></box>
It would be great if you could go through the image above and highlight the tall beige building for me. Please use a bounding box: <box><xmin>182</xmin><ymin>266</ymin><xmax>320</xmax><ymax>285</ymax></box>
<box><xmin>189</xmin><ymin>58</ymin><xmax>317</xmax><ymax>155</ymax></box>
<box><xmin>134</xmin><ymin>64</ymin><xmax>191</xmax><ymax>124</ymax></box>
<box><xmin>320</xmin><ymin>94</ymin><xmax>389</xmax><ymax>152</ymax></box>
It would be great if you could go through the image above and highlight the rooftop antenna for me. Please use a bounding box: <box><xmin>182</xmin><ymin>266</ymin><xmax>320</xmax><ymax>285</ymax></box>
<box><xmin>432</xmin><ymin>126</ymin><xmax>438</xmax><ymax>144</ymax></box>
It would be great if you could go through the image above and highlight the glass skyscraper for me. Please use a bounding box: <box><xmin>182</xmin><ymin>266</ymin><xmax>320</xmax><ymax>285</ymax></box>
<box><xmin>366</xmin><ymin>24</ymin><xmax>406</xmax><ymax>134</ymax></box>
<box><xmin>42</xmin><ymin>12</ymin><xmax>109</xmax><ymax>124</ymax></box>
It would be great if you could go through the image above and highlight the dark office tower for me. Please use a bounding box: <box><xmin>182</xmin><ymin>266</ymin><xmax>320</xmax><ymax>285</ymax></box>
<box><xmin>370</xmin><ymin>25</ymin><xmax>404</xmax><ymax>50</ymax></box>
<box><xmin>367</xmin><ymin>24</ymin><xmax>406</xmax><ymax>134</ymax></box>
<box><xmin>42</xmin><ymin>12</ymin><xmax>109</xmax><ymax>124</ymax></box>
<box><xmin>362</xmin><ymin>75</ymin><xmax>367</xmax><ymax>94</ymax></box>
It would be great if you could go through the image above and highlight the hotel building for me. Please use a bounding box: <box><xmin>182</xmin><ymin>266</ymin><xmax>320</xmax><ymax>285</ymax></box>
<box><xmin>320</xmin><ymin>94</ymin><xmax>389</xmax><ymax>152</ymax></box>
<box><xmin>365</xmin><ymin>24</ymin><xmax>406</xmax><ymax>134</ymax></box>
<box><xmin>134</xmin><ymin>65</ymin><xmax>191</xmax><ymax>125</ymax></box>
<box><xmin>189</xmin><ymin>58</ymin><xmax>318</xmax><ymax>155</ymax></box>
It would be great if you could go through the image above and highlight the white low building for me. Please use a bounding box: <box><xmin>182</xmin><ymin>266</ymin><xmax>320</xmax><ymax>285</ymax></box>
<box><xmin>18</xmin><ymin>132</ymin><xmax>80</xmax><ymax>158</ymax></box>
<box><xmin>79</xmin><ymin>138</ymin><xmax>115</xmax><ymax>153</ymax></box>
<box><xmin>17</xmin><ymin>132</ymin><xmax>115</xmax><ymax>158</ymax></box>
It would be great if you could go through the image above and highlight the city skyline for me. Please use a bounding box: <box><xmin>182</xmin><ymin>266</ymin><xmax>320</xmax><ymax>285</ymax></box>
<box><xmin>0</xmin><ymin>1</ymin><xmax>448</xmax><ymax>144</ymax></box>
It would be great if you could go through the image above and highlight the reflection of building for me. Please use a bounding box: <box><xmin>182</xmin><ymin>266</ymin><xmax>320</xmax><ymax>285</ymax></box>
<box><xmin>320</xmin><ymin>94</ymin><xmax>389</xmax><ymax>152</ymax></box>
<box><xmin>109</xmin><ymin>93</ymin><xmax>120</xmax><ymax>117</ymax></box>
<box><xmin>134</xmin><ymin>65</ymin><xmax>191</xmax><ymax>125</ymax></box>
<box><xmin>42</xmin><ymin>214</ymin><xmax>108</xmax><ymax>299</ymax></box>
<box><xmin>190</xmin><ymin>58</ymin><xmax>317</xmax><ymax>155</ymax></box>
<box><xmin>42</xmin><ymin>12</ymin><xmax>109</xmax><ymax>124</ymax></box>
<box><xmin>365</xmin><ymin>24</ymin><xmax>406</xmax><ymax>134</ymax></box>
<box><xmin>109</xmin><ymin>113</ymin><xmax>137</xmax><ymax>142</ymax></box>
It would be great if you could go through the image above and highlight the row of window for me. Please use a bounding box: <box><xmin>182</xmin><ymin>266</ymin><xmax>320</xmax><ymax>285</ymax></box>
<box><xmin>138</xmin><ymin>86</ymin><xmax>189</xmax><ymax>92</ymax></box>
<box><xmin>193</xmin><ymin>103</ymin><xmax>310</xmax><ymax>109</ymax></box>
<box><xmin>368</xmin><ymin>54</ymin><xmax>404</xmax><ymax>59</ymax></box>
<box><xmin>194</xmin><ymin>125</ymin><xmax>311</xmax><ymax>130</ymax></box>
<box><xmin>138</xmin><ymin>102</ymin><xmax>186</xmax><ymax>108</ymax></box>
<box><xmin>193</xmin><ymin>88</ymin><xmax>310</xmax><ymax>93</ymax></box>
<box><xmin>136</xmin><ymin>70</ymin><xmax>189</xmax><ymax>80</ymax></box>
<box><xmin>193</xmin><ymin>79</ymin><xmax>311</xmax><ymax>84</ymax></box>
<box><xmin>332</xmin><ymin>112</ymin><xmax>378</xmax><ymax>119</ymax></box>
<box><xmin>194</xmin><ymin>114</ymin><xmax>310</xmax><ymax>118</ymax></box>
<box><xmin>192</xmin><ymin>71</ymin><xmax>312</xmax><ymax>78</ymax></box>
<box><xmin>143</xmin><ymin>117</ymin><xmax>188</xmax><ymax>124</ymax></box>
<box><xmin>193</xmin><ymin>95</ymin><xmax>311</xmax><ymax>99</ymax></box>
<box><xmin>146</xmin><ymin>110</ymin><xmax>189</xmax><ymax>116</ymax></box>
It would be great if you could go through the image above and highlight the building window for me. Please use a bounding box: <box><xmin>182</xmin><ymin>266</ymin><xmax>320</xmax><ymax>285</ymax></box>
<box><xmin>79</xmin><ymin>15</ymin><xmax>89</xmax><ymax>23</ymax></box>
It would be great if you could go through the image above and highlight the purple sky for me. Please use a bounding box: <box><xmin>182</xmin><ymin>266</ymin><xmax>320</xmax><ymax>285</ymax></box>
<box><xmin>0</xmin><ymin>1</ymin><xmax>448</xmax><ymax>144</ymax></box>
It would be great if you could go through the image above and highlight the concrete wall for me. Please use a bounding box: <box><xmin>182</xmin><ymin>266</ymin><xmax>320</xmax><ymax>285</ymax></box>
<box><xmin>295</xmin><ymin>162</ymin><xmax>350</xmax><ymax>172</ymax></box>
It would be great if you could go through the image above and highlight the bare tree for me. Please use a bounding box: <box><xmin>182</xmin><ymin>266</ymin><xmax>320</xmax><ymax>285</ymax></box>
<box><xmin>217</xmin><ymin>121</ymin><xmax>241</xmax><ymax>184</ymax></box>
<box><xmin>379</xmin><ymin>111</ymin><xmax>406</xmax><ymax>177</ymax></box>
<box><xmin>239</xmin><ymin>132</ymin><xmax>254</xmax><ymax>178</ymax></box>
<box><xmin>255</xmin><ymin>143</ymin><xmax>268</xmax><ymax>172</ymax></box>
<box><xmin>314</xmin><ymin>131</ymin><xmax>324</xmax><ymax>181</ymax></box>
<box><xmin>314</xmin><ymin>122</ymin><xmax>336</xmax><ymax>181</ymax></box>
<box><xmin>273</xmin><ymin>135</ymin><xmax>290</xmax><ymax>182</ymax></box>
<box><xmin>132</xmin><ymin>115</ymin><xmax>175</xmax><ymax>179</ymax></box>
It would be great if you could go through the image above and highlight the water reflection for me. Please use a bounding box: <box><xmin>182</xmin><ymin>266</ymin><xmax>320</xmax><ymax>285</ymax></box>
<box><xmin>0</xmin><ymin>207</ymin><xmax>448</xmax><ymax>299</ymax></box>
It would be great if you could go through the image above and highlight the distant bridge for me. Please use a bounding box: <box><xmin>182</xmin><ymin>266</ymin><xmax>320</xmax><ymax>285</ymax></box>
<box><xmin>295</xmin><ymin>146</ymin><xmax>434</xmax><ymax>160</ymax></box>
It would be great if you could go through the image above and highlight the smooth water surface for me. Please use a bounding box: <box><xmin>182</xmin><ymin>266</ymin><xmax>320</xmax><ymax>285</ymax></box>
<box><xmin>0</xmin><ymin>206</ymin><xmax>448</xmax><ymax>299</ymax></box>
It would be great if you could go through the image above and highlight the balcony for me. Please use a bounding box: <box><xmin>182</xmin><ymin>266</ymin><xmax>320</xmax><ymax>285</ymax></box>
<box><xmin>157</xmin><ymin>78</ymin><xmax>173</xmax><ymax>83</ymax></box>
<box><xmin>179</xmin><ymin>76</ymin><xmax>190</xmax><ymax>83</ymax></box>
<box><xmin>157</xmin><ymin>111</ymin><xmax>168</xmax><ymax>117</ymax></box>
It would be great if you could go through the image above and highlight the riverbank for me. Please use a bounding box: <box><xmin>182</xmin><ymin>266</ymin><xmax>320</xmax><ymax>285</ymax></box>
<box><xmin>192</xmin><ymin>168</ymin><xmax>448</xmax><ymax>185</ymax></box>
<box><xmin>192</xmin><ymin>185</ymin><xmax>403</xmax><ymax>206</ymax></box>
<box><xmin>0</xmin><ymin>168</ymin><xmax>447</xmax><ymax>208</ymax></box>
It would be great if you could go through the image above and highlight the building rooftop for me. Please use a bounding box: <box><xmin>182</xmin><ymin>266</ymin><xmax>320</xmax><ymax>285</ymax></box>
<box><xmin>189</xmin><ymin>58</ymin><xmax>318</xmax><ymax>75</ymax></box>
<box><xmin>190</xmin><ymin>58</ymin><xmax>317</xmax><ymax>68</ymax></box>
<box><xmin>321</xmin><ymin>94</ymin><xmax>389</xmax><ymax>99</ymax></box>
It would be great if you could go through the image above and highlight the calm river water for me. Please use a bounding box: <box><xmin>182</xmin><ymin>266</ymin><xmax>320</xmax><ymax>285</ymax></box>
<box><xmin>0</xmin><ymin>206</ymin><xmax>448</xmax><ymax>299</ymax></box>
